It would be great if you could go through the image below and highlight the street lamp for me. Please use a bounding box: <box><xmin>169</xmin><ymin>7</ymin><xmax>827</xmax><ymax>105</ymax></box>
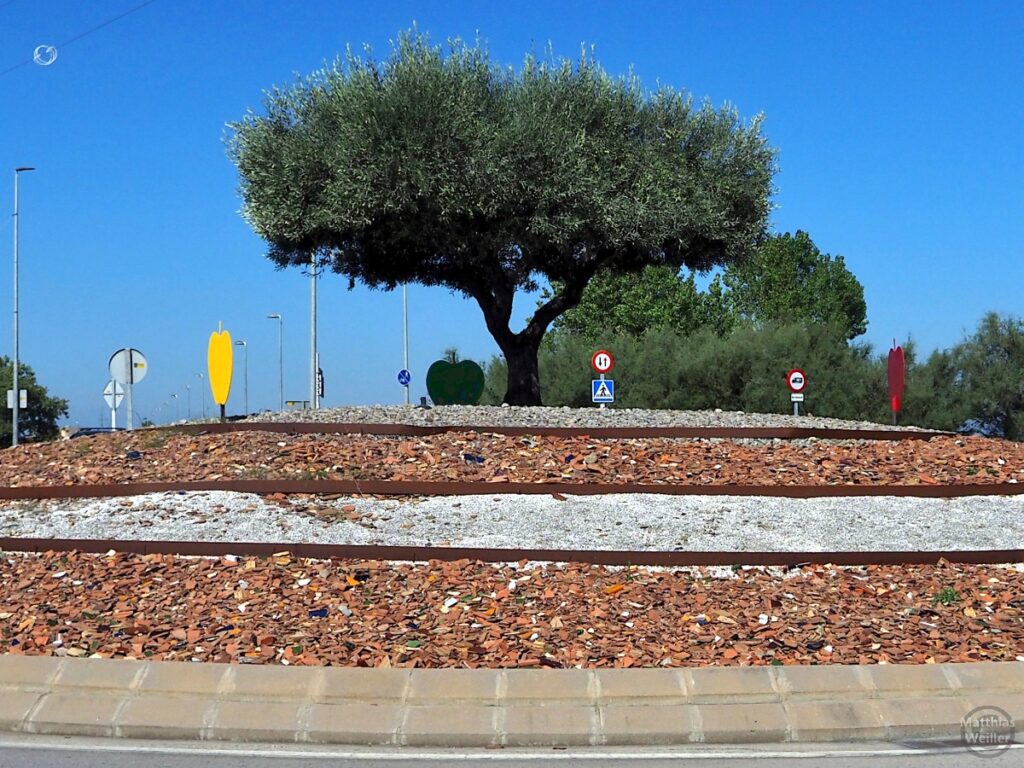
<box><xmin>11</xmin><ymin>166</ymin><xmax>35</xmax><ymax>447</ymax></box>
<box><xmin>170</xmin><ymin>393</ymin><xmax>178</xmax><ymax>422</ymax></box>
<box><xmin>196</xmin><ymin>373</ymin><xmax>207</xmax><ymax>419</ymax></box>
<box><xmin>309</xmin><ymin>255</ymin><xmax>318</xmax><ymax>409</ymax></box>
<box><xmin>184</xmin><ymin>384</ymin><xmax>191</xmax><ymax>420</ymax></box>
<box><xmin>267</xmin><ymin>313</ymin><xmax>283</xmax><ymax>411</ymax></box>
<box><xmin>235</xmin><ymin>340</ymin><xmax>248</xmax><ymax>415</ymax></box>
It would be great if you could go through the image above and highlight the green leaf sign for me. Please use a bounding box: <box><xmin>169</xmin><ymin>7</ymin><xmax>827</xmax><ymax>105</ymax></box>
<box><xmin>426</xmin><ymin>360</ymin><xmax>485</xmax><ymax>406</ymax></box>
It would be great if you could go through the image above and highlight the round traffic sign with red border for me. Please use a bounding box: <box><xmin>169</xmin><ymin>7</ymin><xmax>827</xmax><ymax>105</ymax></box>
<box><xmin>786</xmin><ymin>368</ymin><xmax>807</xmax><ymax>393</ymax></box>
<box><xmin>591</xmin><ymin>350</ymin><xmax>615</xmax><ymax>374</ymax></box>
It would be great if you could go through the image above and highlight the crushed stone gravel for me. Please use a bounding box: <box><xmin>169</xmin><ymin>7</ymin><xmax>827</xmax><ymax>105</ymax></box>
<box><xmin>254</xmin><ymin>404</ymin><xmax>937</xmax><ymax>431</ymax></box>
<box><xmin>2</xmin><ymin>491</ymin><xmax>1022</xmax><ymax>552</ymax></box>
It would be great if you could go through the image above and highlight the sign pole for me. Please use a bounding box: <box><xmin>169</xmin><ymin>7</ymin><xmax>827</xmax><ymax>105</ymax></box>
<box><xmin>403</xmin><ymin>284</ymin><xmax>410</xmax><ymax>405</ymax></box>
<box><xmin>794</xmin><ymin>398</ymin><xmax>799</xmax><ymax>417</ymax></box>
<box><xmin>310</xmin><ymin>255</ymin><xmax>318</xmax><ymax>410</ymax></box>
<box><xmin>111</xmin><ymin>383</ymin><xmax>117</xmax><ymax>431</ymax></box>
<box><xmin>599</xmin><ymin>373</ymin><xmax>606</xmax><ymax>410</ymax></box>
<box><xmin>126</xmin><ymin>349</ymin><xmax>134</xmax><ymax>431</ymax></box>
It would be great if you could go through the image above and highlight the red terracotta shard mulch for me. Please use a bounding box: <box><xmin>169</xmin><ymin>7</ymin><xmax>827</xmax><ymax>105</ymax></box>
<box><xmin>1</xmin><ymin>431</ymin><xmax>1022</xmax><ymax>488</ymax></box>
<box><xmin>2</xmin><ymin>551</ymin><xmax>1022</xmax><ymax>668</ymax></box>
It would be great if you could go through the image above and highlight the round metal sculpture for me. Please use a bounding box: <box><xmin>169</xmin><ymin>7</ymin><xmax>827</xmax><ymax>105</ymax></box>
<box><xmin>425</xmin><ymin>359</ymin><xmax>485</xmax><ymax>405</ymax></box>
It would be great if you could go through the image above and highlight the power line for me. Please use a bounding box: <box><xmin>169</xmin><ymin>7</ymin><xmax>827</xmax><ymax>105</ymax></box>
<box><xmin>0</xmin><ymin>0</ymin><xmax>158</xmax><ymax>78</ymax></box>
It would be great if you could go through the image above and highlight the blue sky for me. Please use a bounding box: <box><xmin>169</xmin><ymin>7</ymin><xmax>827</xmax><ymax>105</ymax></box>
<box><xmin>1</xmin><ymin>0</ymin><xmax>1021</xmax><ymax>426</ymax></box>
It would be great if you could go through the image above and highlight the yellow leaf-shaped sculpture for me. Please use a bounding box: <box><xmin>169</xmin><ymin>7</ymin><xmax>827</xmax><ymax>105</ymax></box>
<box><xmin>208</xmin><ymin>329</ymin><xmax>234</xmax><ymax>406</ymax></box>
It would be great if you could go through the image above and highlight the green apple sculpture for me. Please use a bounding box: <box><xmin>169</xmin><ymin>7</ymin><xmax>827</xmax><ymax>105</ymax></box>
<box><xmin>425</xmin><ymin>359</ymin><xmax>485</xmax><ymax>405</ymax></box>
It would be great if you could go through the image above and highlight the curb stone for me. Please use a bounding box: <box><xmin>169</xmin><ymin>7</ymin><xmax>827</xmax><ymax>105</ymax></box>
<box><xmin>0</xmin><ymin>656</ymin><xmax>1020</xmax><ymax>747</ymax></box>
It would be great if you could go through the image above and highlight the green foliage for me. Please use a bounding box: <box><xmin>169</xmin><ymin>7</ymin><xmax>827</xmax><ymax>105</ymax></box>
<box><xmin>933</xmin><ymin>587</ymin><xmax>960</xmax><ymax>606</ymax></box>
<box><xmin>722</xmin><ymin>231</ymin><xmax>867</xmax><ymax>339</ymax></box>
<box><xmin>228</xmin><ymin>29</ymin><xmax>776</xmax><ymax>404</ymax></box>
<box><xmin>549</xmin><ymin>265</ymin><xmax>724</xmax><ymax>339</ymax></box>
<box><xmin>551</xmin><ymin>231</ymin><xmax>866</xmax><ymax>342</ymax></box>
<box><xmin>0</xmin><ymin>357</ymin><xmax>69</xmax><ymax>444</ymax></box>
<box><xmin>481</xmin><ymin>312</ymin><xmax>1024</xmax><ymax>440</ymax></box>
<box><xmin>485</xmin><ymin>322</ymin><xmax>881</xmax><ymax>415</ymax></box>
<box><xmin>945</xmin><ymin>313</ymin><xmax>1024</xmax><ymax>439</ymax></box>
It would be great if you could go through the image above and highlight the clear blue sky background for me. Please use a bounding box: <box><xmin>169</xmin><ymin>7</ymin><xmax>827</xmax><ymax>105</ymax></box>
<box><xmin>1</xmin><ymin>0</ymin><xmax>1021</xmax><ymax>426</ymax></box>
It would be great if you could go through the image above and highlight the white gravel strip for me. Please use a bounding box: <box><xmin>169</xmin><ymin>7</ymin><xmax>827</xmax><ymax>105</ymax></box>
<box><xmin>252</xmin><ymin>405</ymin><xmax>935</xmax><ymax>432</ymax></box>
<box><xmin>1</xmin><ymin>491</ymin><xmax>1019</xmax><ymax>552</ymax></box>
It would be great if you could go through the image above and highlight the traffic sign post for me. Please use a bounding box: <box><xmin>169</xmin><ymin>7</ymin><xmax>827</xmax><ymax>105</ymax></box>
<box><xmin>109</xmin><ymin>348</ymin><xmax>148</xmax><ymax>430</ymax></box>
<box><xmin>786</xmin><ymin>368</ymin><xmax>807</xmax><ymax>416</ymax></box>
<box><xmin>103</xmin><ymin>379</ymin><xmax>125</xmax><ymax>429</ymax></box>
<box><xmin>592</xmin><ymin>378</ymin><xmax>615</xmax><ymax>404</ymax></box>
<box><xmin>591</xmin><ymin>350</ymin><xmax>614</xmax><ymax>375</ymax></box>
<box><xmin>397</xmin><ymin>369</ymin><xmax>411</xmax><ymax>389</ymax></box>
<box><xmin>591</xmin><ymin>351</ymin><xmax>615</xmax><ymax>409</ymax></box>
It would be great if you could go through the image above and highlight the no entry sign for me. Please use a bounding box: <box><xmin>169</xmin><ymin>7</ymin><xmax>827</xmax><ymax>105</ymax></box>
<box><xmin>786</xmin><ymin>368</ymin><xmax>808</xmax><ymax>393</ymax></box>
<box><xmin>591</xmin><ymin>350</ymin><xmax>615</xmax><ymax>374</ymax></box>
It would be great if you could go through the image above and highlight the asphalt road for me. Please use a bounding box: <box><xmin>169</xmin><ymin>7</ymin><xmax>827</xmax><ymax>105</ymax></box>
<box><xmin>1</xmin><ymin>736</ymin><xmax>1021</xmax><ymax>767</ymax></box>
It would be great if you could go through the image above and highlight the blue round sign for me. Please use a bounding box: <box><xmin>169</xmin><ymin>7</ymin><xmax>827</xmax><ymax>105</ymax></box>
<box><xmin>397</xmin><ymin>369</ymin><xmax>411</xmax><ymax>387</ymax></box>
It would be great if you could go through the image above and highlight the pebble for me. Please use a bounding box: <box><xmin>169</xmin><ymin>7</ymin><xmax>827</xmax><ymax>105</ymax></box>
<box><xmin>254</xmin><ymin>405</ymin><xmax>935</xmax><ymax>432</ymax></box>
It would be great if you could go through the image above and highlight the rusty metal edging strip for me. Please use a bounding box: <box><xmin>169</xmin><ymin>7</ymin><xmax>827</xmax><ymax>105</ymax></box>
<box><xmin>0</xmin><ymin>479</ymin><xmax>1021</xmax><ymax>500</ymax></box>
<box><xmin>153</xmin><ymin>422</ymin><xmax>948</xmax><ymax>441</ymax></box>
<box><xmin>0</xmin><ymin>536</ymin><xmax>1019</xmax><ymax>567</ymax></box>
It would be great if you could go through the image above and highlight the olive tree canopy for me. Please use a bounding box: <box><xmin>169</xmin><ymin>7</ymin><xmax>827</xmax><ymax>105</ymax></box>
<box><xmin>228</xmin><ymin>31</ymin><xmax>776</xmax><ymax>404</ymax></box>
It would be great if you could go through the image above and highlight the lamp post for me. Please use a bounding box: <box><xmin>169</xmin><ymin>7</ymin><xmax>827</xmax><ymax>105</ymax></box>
<box><xmin>11</xmin><ymin>166</ymin><xmax>35</xmax><ymax>447</ymax></box>
<box><xmin>310</xmin><ymin>255</ymin><xmax>318</xmax><ymax>409</ymax></box>
<box><xmin>235</xmin><ymin>340</ymin><xmax>248</xmax><ymax>415</ymax></box>
<box><xmin>196</xmin><ymin>373</ymin><xmax>207</xmax><ymax>419</ymax></box>
<box><xmin>267</xmin><ymin>313</ymin><xmax>283</xmax><ymax>411</ymax></box>
<box><xmin>170</xmin><ymin>393</ymin><xmax>178</xmax><ymax>422</ymax></box>
<box><xmin>184</xmin><ymin>383</ymin><xmax>191</xmax><ymax>420</ymax></box>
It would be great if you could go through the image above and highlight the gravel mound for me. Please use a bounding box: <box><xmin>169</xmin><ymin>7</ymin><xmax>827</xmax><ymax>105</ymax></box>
<box><xmin>3</xmin><ymin>491</ymin><xmax>1018</xmax><ymax>552</ymax></box>
<box><xmin>255</xmin><ymin>404</ymin><xmax>935</xmax><ymax>432</ymax></box>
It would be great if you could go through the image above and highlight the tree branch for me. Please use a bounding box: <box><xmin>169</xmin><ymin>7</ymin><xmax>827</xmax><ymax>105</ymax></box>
<box><xmin>523</xmin><ymin>256</ymin><xmax>604</xmax><ymax>339</ymax></box>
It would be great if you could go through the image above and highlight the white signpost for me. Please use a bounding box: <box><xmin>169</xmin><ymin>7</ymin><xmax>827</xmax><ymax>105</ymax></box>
<box><xmin>591</xmin><ymin>350</ymin><xmax>615</xmax><ymax>409</ymax></box>
<box><xmin>103</xmin><ymin>379</ymin><xmax>125</xmax><ymax>429</ymax></box>
<box><xmin>109</xmin><ymin>348</ymin><xmax>148</xmax><ymax>430</ymax></box>
<box><xmin>6</xmin><ymin>389</ymin><xmax>27</xmax><ymax>409</ymax></box>
<box><xmin>787</xmin><ymin>368</ymin><xmax>808</xmax><ymax>416</ymax></box>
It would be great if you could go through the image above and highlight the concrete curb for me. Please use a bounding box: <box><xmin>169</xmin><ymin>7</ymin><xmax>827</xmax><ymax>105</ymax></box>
<box><xmin>0</xmin><ymin>656</ymin><xmax>1021</xmax><ymax>747</ymax></box>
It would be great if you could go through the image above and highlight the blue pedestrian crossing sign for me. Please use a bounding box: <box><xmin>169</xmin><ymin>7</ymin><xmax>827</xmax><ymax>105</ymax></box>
<box><xmin>397</xmin><ymin>369</ymin><xmax>411</xmax><ymax>387</ymax></box>
<box><xmin>592</xmin><ymin>378</ymin><xmax>615</xmax><ymax>403</ymax></box>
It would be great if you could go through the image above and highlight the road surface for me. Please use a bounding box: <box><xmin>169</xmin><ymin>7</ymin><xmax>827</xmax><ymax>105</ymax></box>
<box><xmin>0</xmin><ymin>735</ymin><xmax>1020</xmax><ymax>767</ymax></box>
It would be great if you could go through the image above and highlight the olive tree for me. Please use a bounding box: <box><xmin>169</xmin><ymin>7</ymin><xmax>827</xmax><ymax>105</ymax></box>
<box><xmin>228</xmin><ymin>31</ymin><xmax>775</xmax><ymax>404</ymax></box>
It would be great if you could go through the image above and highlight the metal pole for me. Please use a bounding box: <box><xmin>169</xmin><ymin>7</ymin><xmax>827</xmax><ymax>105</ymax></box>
<box><xmin>185</xmin><ymin>384</ymin><xmax>191</xmax><ymax>420</ymax></box>
<box><xmin>793</xmin><ymin>399</ymin><xmax>800</xmax><ymax>417</ymax></box>
<box><xmin>197</xmin><ymin>373</ymin><xmax>206</xmax><ymax>419</ymax></box>
<box><xmin>111</xmin><ymin>382</ymin><xmax>117</xmax><ymax>430</ymax></box>
<box><xmin>268</xmin><ymin>313</ymin><xmax>283</xmax><ymax>411</ymax></box>
<box><xmin>235</xmin><ymin>340</ymin><xmax>248</xmax><ymax>415</ymax></box>
<box><xmin>11</xmin><ymin>167</ymin><xmax>17</xmax><ymax>444</ymax></box>
<box><xmin>310</xmin><ymin>255</ymin><xmax>318</xmax><ymax>409</ymax></box>
<box><xmin>277</xmin><ymin>316</ymin><xmax>283</xmax><ymax>411</ymax></box>
<box><xmin>403</xmin><ymin>284</ymin><xmax>410</xmax><ymax>405</ymax></box>
<box><xmin>12</xmin><ymin>169</ymin><xmax>32</xmax><ymax>447</ymax></box>
<box><xmin>127</xmin><ymin>348</ymin><xmax>134</xmax><ymax>430</ymax></box>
